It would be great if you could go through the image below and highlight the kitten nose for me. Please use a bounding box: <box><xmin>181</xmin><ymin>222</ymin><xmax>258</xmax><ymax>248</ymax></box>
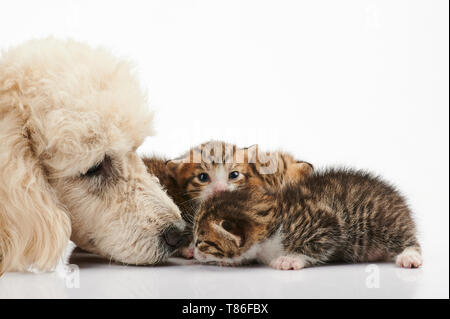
<box><xmin>163</xmin><ymin>227</ymin><xmax>184</xmax><ymax>249</ymax></box>
<box><xmin>212</xmin><ymin>183</ymin><xmax>227</xmax><ymax>193</ymax></box>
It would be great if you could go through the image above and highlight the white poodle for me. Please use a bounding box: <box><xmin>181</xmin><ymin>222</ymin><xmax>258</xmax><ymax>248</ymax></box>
<box><xmin>0</xmin><ymin>38</ymin><xmax>186</xmax><ymax>274</ymax></box>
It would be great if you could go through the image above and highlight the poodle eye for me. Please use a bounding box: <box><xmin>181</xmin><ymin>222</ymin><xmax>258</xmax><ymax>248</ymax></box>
<box><xmin>84</xmin><ymin>161</ymin><xmax>103</xmax><ymax>177</ymax></box>
<box><xmin>197</xmin><ymin>173</ymin><xmax>210</xmax><ymax>182</ymax></box>
<box><xmin>229</xmin><ymin>171</ymin><xmax>240</xmax><ymax>180</ymax></box>
<box><xmin>84</xmin><ymin>156</ymin><xmax>110</xmax><ymax>177</ymax></box>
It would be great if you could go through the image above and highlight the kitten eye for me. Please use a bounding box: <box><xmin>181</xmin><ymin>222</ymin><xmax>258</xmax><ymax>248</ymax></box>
<box><xmin>197</xmin><ymin>173</ymin><xmax>210</xmax><ymax>182</ymax></box>
<box><xmin>229</xmin><ymin>171</ymin><xmax>240</xmax><ymax>180</ymax></box>
<box><xmin>221</xmin><ymin>220</ymin><xmax>233</xmax><ymax>232</ymax></box>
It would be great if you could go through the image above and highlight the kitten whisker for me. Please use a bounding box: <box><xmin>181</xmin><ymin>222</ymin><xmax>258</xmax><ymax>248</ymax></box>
<box><xmin>179</xmin><ymin>196</ymin><xmax>201</xmax><ymax>206</ymax></box>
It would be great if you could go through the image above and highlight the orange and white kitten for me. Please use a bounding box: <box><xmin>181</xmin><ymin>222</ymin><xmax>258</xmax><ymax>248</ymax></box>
<box><xmin>144</xmin><ymin>140</ymin><xmax>313</xmax><ymax>258</ymax></box>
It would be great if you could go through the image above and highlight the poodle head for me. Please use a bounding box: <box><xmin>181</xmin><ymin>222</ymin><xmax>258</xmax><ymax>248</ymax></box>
<box><xmin>0</xmin><ymin>39</ymin><xmax>185</xmax><ymax>272</ymax></box>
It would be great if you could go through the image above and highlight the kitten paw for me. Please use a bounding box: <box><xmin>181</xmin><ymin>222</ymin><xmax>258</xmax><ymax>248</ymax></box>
<box><xmin>180</xmin><ymin>246</ymin><xmax>194</xmax><ymax>259</ymax></box>
<box><xmin>269</xmin><ymin>255</ymin><xmax>306</xmax><ymax>270</ymax></box>
<box><xmin>395</xmin><ymin>248</ymin><xmax>423</xmax><ymax>268</ymax></box>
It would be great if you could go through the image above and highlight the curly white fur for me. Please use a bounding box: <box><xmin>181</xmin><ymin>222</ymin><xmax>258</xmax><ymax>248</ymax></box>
<box><xmin>0</xmin><ymin>38</ymin><xmax>184</xmax><ymax>274</ymax></box>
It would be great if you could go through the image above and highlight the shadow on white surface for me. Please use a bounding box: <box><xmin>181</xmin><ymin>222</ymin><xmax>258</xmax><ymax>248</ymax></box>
<box><xmin>1</xmin><ymin>250</ymin><xmax>447</xmax><ymax>299</ymax></box>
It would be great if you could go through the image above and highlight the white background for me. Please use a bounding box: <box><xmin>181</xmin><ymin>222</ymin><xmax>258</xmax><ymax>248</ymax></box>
<box><xmin>0</xmin><ymin>0</ymin><xmax>448</xmax><ymax>298</ymax></box>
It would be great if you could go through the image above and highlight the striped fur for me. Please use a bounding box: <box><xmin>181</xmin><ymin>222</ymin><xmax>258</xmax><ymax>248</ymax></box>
<box><xmin>193</xmin><ymin>168</ymin><xmax>422</xmax><ymax>269</ymax></box>
<box><xmin>143</xmin><ymin>141</ymin><xmax>313</xmax><ymax>259</ymax></box>
<box><xmin>144</xmin><ymin>141</ymin><xmax>313</xmax><ymax>224</ymax></box>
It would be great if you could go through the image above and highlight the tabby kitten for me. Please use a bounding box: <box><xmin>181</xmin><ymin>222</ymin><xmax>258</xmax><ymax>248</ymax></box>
<box><xmin>166</xmin><ymin>140</ymin><xmax>313</xmax><ymax>202</ymax></box>
<box><xmin>193</xmin><ymin>169</ymin><xmax>422</xmax><ymax>269</ymax></box>
<box><xmin>144</xmin><ymin>141</ymin><xmax>313</xmax><ymax>258</ymax></box>
<box><xmin>145</xmin><ymin>141</ymin><xmax>313</xmax><ymax>221</ymax></box>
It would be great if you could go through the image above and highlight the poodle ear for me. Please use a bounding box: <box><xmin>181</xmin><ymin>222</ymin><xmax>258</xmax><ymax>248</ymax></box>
<box><xmin>0</xmin><ymin>110</ymin><xmax>71</xmax><ymax>274</ymax></box>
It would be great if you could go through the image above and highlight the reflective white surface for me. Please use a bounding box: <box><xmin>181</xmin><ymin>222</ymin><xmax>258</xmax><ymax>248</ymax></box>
<box><xmin>0</xmin><ymin>248</ymin><xmax>447</xmax><ymax>299</ymax></box>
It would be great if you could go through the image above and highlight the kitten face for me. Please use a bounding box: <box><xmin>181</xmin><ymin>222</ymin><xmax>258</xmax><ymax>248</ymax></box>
<box><xmin>167</xmin><ymin>141</ymin><xmax>253</xmax><ymax>201</ymax></box>
<box><xmin>193</xmin><ymin>190</ymin><xmax>276</xmax><ymax>264</ymax></box>
<box><xmin>194</xmin><ymin>215</ymin><xmax>248</xmax><ymax>262</ymax></box>
<box><xmin>172</xmin><ymin>162</ymin><xmax>250</xmax><ymax>201</ymax></box>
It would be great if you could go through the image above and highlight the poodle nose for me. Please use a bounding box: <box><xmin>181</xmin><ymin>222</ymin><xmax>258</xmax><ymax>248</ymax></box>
<box><xmin>163</xmin><ymin>227</ymin><xmax>184</xmax><ymax>249</ymax></box>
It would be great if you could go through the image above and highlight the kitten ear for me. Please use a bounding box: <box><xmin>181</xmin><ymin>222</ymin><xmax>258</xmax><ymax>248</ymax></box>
<box><xmin>288</xmin><ymin>161</ymin><xmax>314</xmax><ymax>181</ymax></box>
<box><xmin>242</xmin><ymin>144</ymin><xmax>258</xmax><ymax>163</ymax></box>
<box><xmin>220</xmin><ymin>220</ymin><xmax>246</xmax><ymax>247</ymax></box>
<box><xmin>242</xmin><ymin>144</ymin><xmax>258</xmax><ymax>150</ymax></box>
<box><xmin>166</xmin><ymin>158</ymin><xmax>185</xmax><ymax>177</ymax></box>
<box><xmin>297</xmin><ymin>161</ymin><xmax>314</xmax><ymax>173</ymax></box>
